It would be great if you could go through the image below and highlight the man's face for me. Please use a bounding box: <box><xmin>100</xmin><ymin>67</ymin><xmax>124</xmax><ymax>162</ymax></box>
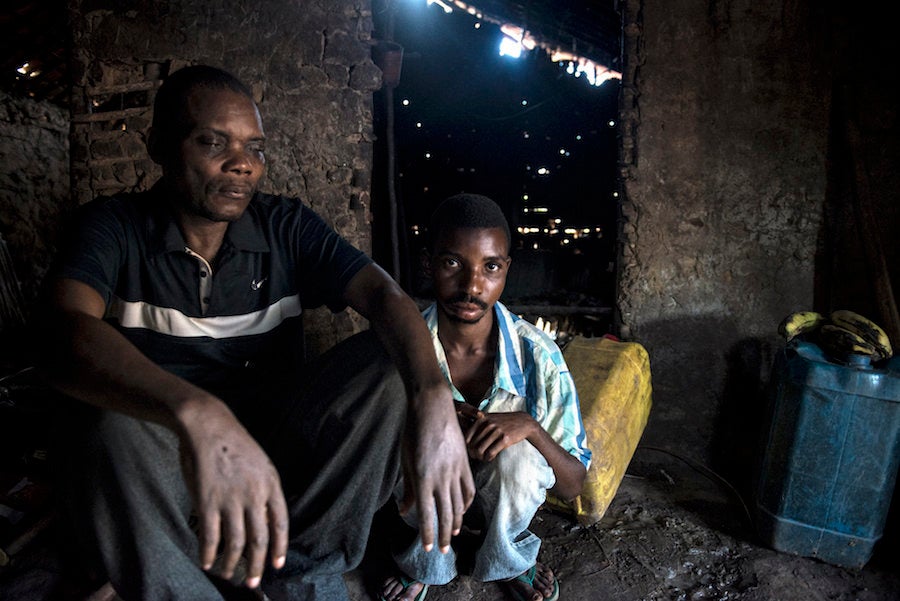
<box><xmin>429</xmin><ymin>226</ymin><xmax>510</xmax><ymax>325</ymax></box>
<box><xmin>165</xmin><ymin>87</ymin><xmax>266</xmax><ymax>223</ymax></box>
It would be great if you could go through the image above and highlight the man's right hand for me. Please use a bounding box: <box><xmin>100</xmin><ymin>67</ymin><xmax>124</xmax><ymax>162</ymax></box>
<box><xmin>178</xmin><ymin>399</ymin><xmax>289</xmax><ymax>589</ymax></box>
<box><xmin>46</xmin><ymin>279</ymin><xmax>290</xmax><ymax>590</ymax></box>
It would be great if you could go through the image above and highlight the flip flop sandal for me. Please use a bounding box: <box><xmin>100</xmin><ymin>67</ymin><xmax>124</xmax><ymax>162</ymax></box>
<box><xmin>504</xmin><ymin>564</ymin><xmax>560</xmax><ymax>601</ymax></box>
<box><xmin>378</xmin><ymin>574</ymin><xmax>429</xmax><ymax>601</ymax></box>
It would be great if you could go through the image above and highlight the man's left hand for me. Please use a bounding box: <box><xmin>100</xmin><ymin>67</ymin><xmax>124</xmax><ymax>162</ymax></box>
<box><xmin>399</xmin><ymin>385</ymin><xmax>475</xmax><ymax>554</ymax></box>
<box><xmin>458</xmin><ymin>407</ymin><xmax>536</xmax><ymax>462</ymax></box>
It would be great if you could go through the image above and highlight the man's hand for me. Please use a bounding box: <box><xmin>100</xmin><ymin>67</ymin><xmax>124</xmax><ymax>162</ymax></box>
<box><xmin>342</xmin><ymin>265</ymin><xmax>476</xmax><ymax>555</ymax></box>
<box><xmin>456</xmin><ymin>403</ymin><xmax>536</xmax><ymax>462</ymax></box>
<box><xmin>178</xmin><ymin>400</ymin><xmax>289</xmax><ymax>589</ymax></box>
<box><xmin>399</xmin><ymin>385</ymin><xmax>475</xmax><ymax>554</ymax></box>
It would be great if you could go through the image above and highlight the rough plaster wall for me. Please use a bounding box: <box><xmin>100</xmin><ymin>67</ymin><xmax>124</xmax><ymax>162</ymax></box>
<box><xmin>0</xmin><ymin>92</ymin><xmax>71</xmax><ymax>307</ymax></box>
<box><xmin>69</xmin><ymin>0</ymin><xmax>381</xmax><ymax>356</ymax></box>
<box><xmin>618</xmin><ymin>0</ymin><xmax>829</xmax><ymax>464</ymax></box>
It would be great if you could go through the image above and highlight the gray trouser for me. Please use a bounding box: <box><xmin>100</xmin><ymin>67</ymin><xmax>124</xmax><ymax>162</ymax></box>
<box><xmin>53</xmin><ymin>331</ymin><xmax>405</xmax><ymax>601</ymax></box>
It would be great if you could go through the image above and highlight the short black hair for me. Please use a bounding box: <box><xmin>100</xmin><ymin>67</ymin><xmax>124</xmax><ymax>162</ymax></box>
<box><xmin>428</xmin><ymin>193</ymin><xmax>511</xmax><ymax>253</ymax></box>
<box><xmin>150</xmin><ymin>65</ymin><xmax>255</xmax><ymax>160</ymax></box>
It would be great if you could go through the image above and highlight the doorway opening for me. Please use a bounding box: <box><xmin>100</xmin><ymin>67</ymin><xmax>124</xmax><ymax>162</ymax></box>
<box><xmin>372</xmin><ymin>1</ymin><xmax>623</xmax><ymax>338</ymax></box>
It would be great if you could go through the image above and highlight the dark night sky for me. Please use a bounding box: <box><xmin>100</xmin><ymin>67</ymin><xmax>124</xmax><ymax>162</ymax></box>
<box><xmin>375</xmin><ymin>2</ymin><xmax>621</xmax><ymax>301</ymax></box>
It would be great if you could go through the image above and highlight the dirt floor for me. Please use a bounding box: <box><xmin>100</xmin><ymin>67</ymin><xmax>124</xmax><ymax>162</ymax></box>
<box><xmin>3</xmin><ymin>445</ymin><xmax>899</xmax><ymax>601</ymax></box>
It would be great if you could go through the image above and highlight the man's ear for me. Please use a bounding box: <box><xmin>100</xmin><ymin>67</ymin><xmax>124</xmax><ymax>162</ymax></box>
<box><xmin>146</xmin><ymin>127</ymin><xmax>164</xmax><ymax>166</ymax></box>
<box><xmin>420</xmin><ymin>248</ymin><xmax>433</xmax><ymax>278</ymax></box>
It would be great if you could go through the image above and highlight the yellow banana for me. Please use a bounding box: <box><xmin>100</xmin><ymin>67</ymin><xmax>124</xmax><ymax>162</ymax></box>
<box><xmin>829</xmin><ymin>309</ymin><xmax>893</xmax><ymax>360</ymax></box>
<box><xmin>818</xmin><ymin>324</ymin><xmax>881</xmax><ymax>363</ymax></box>
<box><xmin>778</xmin><ymin>311</ymin><xmax>825</xmax><ymax>342</ymax></box>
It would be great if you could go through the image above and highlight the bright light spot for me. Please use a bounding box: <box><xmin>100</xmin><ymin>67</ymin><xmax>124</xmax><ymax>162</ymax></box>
<box><xmin>564</xmin><ymin>151</ymin><xmax>570</xmax><ymax>157</ymax></box>
<box><xmin>467</xmin><ymin>6</ymin><xmax>476</xmax><ymax>14</ymax></box>
<box><xmin>533</xmin><ymin>207</ymin><xmax>549</xmax><ymax>213</ymax></box>
<box><xmin>521</xmin><ymin>99</ymin><xmax>528</xmax><ymax>106</ymax></box>
<box><xmin>612</xmin><ymin>191</ymin><xmax>619</xmax><ymax>198</ymax></box>
<box><xmin>543</xmin><ymin>228</ymin><xmax>549</xmax><ymax>233</ymax></box>
<box><xmin>523</xmin><ymin>132</ymin><xmax>530</xmax><ymax>139</ymax></box>
<box><xmin>522</xmin><ymin>194</ymin><xmax>529</xmax><ymax>201</ymax></box>
<box><xmin>566</xmin><ymin>62</ymin><xmax>575</xmax><ymax>75</ymax></box>
<box><xmin>537</xmin><ymin>167</ymin><xmax>550</xmax><ymax>176</ymax></box>
<box><xmin>426</xmin><ymin>0</ymin><xmax>453</xmax><ymax>13</ymax></box>
<box><xmin>523</xmin><ymin>208</ymin><xmax>530</xmax><ymax>213</ymax></box>
<box><xmin>559</xmin><ymin>148</ymin><xmax>566</xmax><ymax>155</ymax></box>
<box><xmin>402</xmin><ymin>99</ymin><xmax>410</xmax><ymax>106</ymax></box>
<box><xmin>575</xmin><ymin>134</ymin><xmax>582</xmax><ymax>141</ymax></box>
<box><xmin>562</xmin><ymin>239</ymin><xmax>570</xmax><ymax>245</ymax></box>
<box><xmin>554</xmin><ymin>218</ymin><xmax>562</xmax><ymax>224</ymax></box>
<box><xmin>416</xmin><ymin>122</ymin><xmax>422</xmax><ymax>128</ymax></box>
<box><xmin>550</xmin><ymin>229</ymin><xmax>559</xmax><ymax>235</ymax></box>
<box><xmin>533</xmin><ymin>243</ymin><xmax>539</xmax><ymax>250</ymax></box>
<box><xmin>499</xmin><ymin>35</ymin><xmax>523</xmax><ymax>58</ymax></box>
<box><xmin>595</xmin><ymin>227</ymin><xmax>603</xmax><ymax>232</ymax></box>
<box><xmin>16</xmin><ymin>62</ymin><xmax>29</xmax><ymax>75</ymax></box>
<box><xmin>564</xmin><ymin>228</ymin><xmax>577</xmax><ymax>235</ymax></box>
<box><xmin>582</xmin><ymin>228</ymin><xmax>591</xmax><ymax>234</ymax></box>
<box><xmin>517</xmin><ymin>227</ymin><xmax>525</xmax><ymax>233</ymax></box>
<box><xmin>424</xmin><ymin>152</ymin><xmax>431</xmax><ymax>159</ymax></box>
<box><xmin>608</xmin><ymin>120</ymin><xmax>616</xmax><ymax>127</ymax></box>
<box><xmin>474</xmin><ymin>22</ymin><xmax>481</xmax><ymax>29</ymax></box>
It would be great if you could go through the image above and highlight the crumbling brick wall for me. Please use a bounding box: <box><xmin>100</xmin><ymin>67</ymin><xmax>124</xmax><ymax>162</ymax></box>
<box><xmin>68</xmin><ymin>0</ymin><xmax>382</xmax><ymax>355</ymax></box>
<box><xmin>0</xmin><ymin>91</ymin><xmax>71</xmax><ymax>309</ymax></box>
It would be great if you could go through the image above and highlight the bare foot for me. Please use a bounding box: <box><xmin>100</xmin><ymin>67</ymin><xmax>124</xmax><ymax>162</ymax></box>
<box><xmin>503</xmin><ymin>563</ymin><xmax>558</xmax><ymax>601</ymax></box>
<box><xmin>381</xmin><ymin>574</ymin><xmax>428</xmax><ymax>601</ymax></box>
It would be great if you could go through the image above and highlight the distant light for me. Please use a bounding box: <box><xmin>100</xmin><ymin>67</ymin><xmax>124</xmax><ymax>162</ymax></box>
<box><xmin>533</xmin><ymin>207</ymin><xmax>549</xmax><ymax>213</ymax></box>
<box><xmin>424</xmin><ymin>152</ymin><xmax>431</xmax><ymax>159</ymax></box>
<box><xmin>612</xmin><ymin>191</ymin><xmax>619</xmax><ymax>198</ymax></box>
<box><xmin>416</xmin><ymin>122</ymin><xmax>422</xmax><ymax>128</ymax></box>
<box><xmin>522</xmin><ymin>194</ymin><xmax>529</xmax><ymax>201</ymax></box>
<box><xmin>523</xmin><ymin>208</ymin><xmax>529</xmax><ymax>213</ymax></box>
<box><xmin>566</xmin><ymin>62</ymin><xmax>575</xmax><ymax>75</ymax></box>
<box><xmin>536</xmin><ymin>167</ymin><xmax>549</xmax><ymax>176</ymax></box>
<box><xmin>16</xmin><ymin>62</ymin><xmax>29</xmax><ymax>75</ymax></box>
<box><xmin>562</xmin><ymin>239</ymin><xmax>570</xmax><ymax>245</ymax></box>
<box><xmin>564</xmin><ymin>228</ymin><xmax>577</xmax><ymax>235</ymax></box>
<box><xmin>582</xmin><ymin>228</ymin><xmax>591</xmax><ymax>234</ymax></box>
<box><xmin>564</xmin><ymin>151</ymin><xmax>570</xmax><ymax>157</ymax></box>
<box><xmin>521</xmin><ymin>99</ymin><xmax>528</xmax><ymax>106</ymax></box>
<box><xmin>523</xmin><ymin>131</ymin><xmax>530</xmax><ymax>139</ymax></box>
<box><xmin>499</xmin><ymin>35</ymin><xmax>523</xmax><ymax>58</ymax></box>
<box><xmin>608</xmin><ymin>120</ymin><xmax>616</xmax><ymax>127</ymax></box>
<box><xmin>575</xmin><ymin>134</ymin><xmax>582</xmax><ymax>141</ymax></box>
<box><xmin>402</xmin><ymin>99</ymin><xmax>410</xmax><ymax>106</ymax></box>
<box><xmin>554</xmin><ymin>218</ymin><xmax>561</xmax><ymax>224</ymax></box>
<box><xmin>474</xmin><ymin>22</ymin><xmax>481</xmax><ymax>29</ymax></box>
<box><xmin>558</xmin><ymin>148</ymin><xmax>566</xmax><ymax>155</ymax></box>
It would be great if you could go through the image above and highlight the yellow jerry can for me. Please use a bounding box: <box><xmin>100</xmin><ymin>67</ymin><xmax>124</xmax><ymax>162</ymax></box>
<box><xmin>547</xmin><ymin>335</ymin><xmax>652</xmax><ymax>525</ymax></box>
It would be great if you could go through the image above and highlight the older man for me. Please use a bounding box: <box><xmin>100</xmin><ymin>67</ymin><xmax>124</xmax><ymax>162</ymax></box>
<box><xmin>43</xmin><ymin>65</ymin><xmax>473</xmax><ymax>601</ymax></box>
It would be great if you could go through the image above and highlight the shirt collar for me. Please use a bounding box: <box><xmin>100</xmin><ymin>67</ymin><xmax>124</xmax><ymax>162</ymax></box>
<box><xmin>146</xmin><ymin>183</ymin><xmax>270</xmax><ymax>256</ymax></box>
<box><xmin>423</xmin><ymin>301</ymin><xmax>528</xmax><ymax>401</ymax></box>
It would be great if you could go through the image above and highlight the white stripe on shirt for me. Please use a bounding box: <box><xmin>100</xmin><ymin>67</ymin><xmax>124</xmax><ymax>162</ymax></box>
<box><xmin>107</xmin><ymin>294</ymin><xmax>302</xmax><ymax>339</ymax></box>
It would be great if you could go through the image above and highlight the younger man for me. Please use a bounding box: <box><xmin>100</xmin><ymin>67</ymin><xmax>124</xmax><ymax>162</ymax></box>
<box><xmin>381</xmin><ymin>194</ymin><xmax>591</xmax><ymax>601</ymax></box>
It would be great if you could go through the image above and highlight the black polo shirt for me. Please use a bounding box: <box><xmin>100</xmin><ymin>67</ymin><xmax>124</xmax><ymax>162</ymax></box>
<box><xmin>54</xmin><ymin>184</ymin><xmax>371</xmax><ymax>407</ymax></box>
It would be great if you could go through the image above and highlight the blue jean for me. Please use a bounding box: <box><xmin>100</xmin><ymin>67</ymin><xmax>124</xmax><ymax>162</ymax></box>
<box><xmin>392</xmin><ymin>440</ymin><xmax>556</xmax><ymax>584</ymax></box>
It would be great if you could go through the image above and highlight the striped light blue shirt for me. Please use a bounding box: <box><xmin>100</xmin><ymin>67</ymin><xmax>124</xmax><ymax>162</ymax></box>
<box><xmin>423</xmin><ymin>301</ymin><xmax>592</xmax><ymax>469</ymax></box>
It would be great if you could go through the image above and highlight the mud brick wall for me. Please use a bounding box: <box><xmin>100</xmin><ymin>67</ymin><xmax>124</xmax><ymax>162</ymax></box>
<box><xmin>616</xmin><ymin>0</ymin><xmax>832</xmax><ymax>469</ymax></box>
<box><xmin>0</xmin><ymin>91</ymin><xmax>71</xmax><ymax>308</ymax></box>
<box><xmin>68</xmin><ymin>0</ymin><xmax>382</xmax><ymax>355</ymax></box>
<box><xmin>617</xmin><ymin>0</ymin><xmax>900</xmax><ymax>482</ymax></box>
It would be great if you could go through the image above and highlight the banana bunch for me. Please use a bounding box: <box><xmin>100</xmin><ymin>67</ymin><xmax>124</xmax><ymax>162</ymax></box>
<box><xmin>778</xmin><ymin>309</ymin><xmax>893</xmax><ymax>364</ymax></box>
